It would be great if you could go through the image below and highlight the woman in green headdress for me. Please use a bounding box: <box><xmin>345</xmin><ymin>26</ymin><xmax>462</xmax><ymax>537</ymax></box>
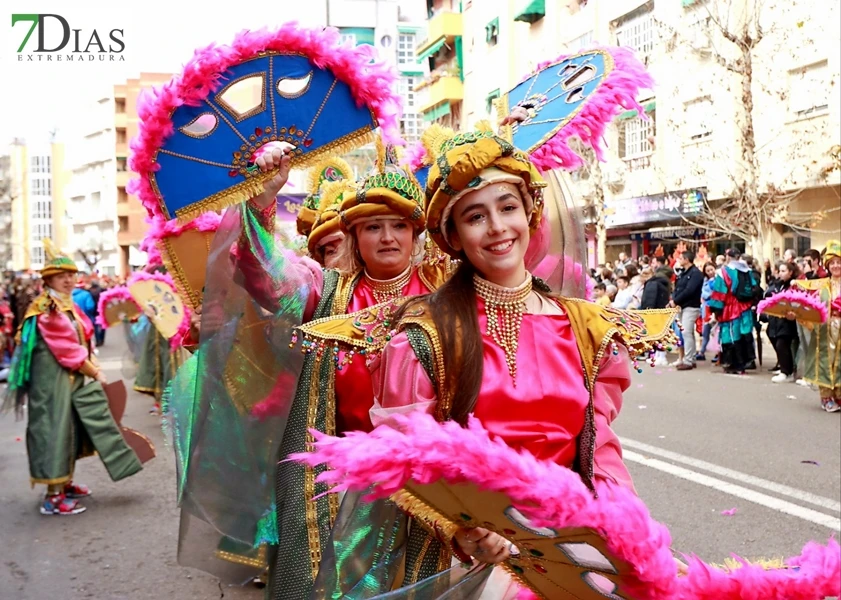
<box><xmin>3</xmin><ymin>239</ymin><xmax>143</xmax><ymax>515</ymax></box>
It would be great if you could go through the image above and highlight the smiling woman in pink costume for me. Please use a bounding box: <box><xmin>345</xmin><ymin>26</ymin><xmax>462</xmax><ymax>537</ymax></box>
<box><xmin>290</xmin><ymin>124</ymin><xmax>679</xmax><ymax>597</ymax></box>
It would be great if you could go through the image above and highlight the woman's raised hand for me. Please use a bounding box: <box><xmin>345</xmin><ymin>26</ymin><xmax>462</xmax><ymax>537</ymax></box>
<box><xmin>252</xmin><ymin>143</ymin><xmax>294</xmax><ymax>209</ymax></box>
<box><xmin>453</xmin><ymin>527</ymin><xmax>515</xmax><ymax>564</ymax></box>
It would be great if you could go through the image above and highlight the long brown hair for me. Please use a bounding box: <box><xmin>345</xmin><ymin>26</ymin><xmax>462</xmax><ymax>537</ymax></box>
<box><xmin>397</xmin><ymin>262</ymin><xmax>482</xmax><ymax>424</ymax></box>
<box><xmin>396</xmin><ymin>261</ymin><xmax>556</xmax><ymax>425</ymax></box>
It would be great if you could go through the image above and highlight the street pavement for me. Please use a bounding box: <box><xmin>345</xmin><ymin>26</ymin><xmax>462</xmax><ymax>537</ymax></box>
<box><xmin>1</xmin><ymin>329</ymin><xmax>839</xmax><ymax>599</ymax></box>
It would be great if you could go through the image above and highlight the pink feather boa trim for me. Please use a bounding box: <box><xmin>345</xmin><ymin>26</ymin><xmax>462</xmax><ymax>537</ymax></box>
<box><xmin>95</xmin><ymin>286</ymin><xmax>140</xmax><ymax>329</ymax></box>
<box><xmin>399</xmin><ymin>140</ymin><xmax>428</xmax><ymax>173</ymax></box>
<box><xmin>292</xmin><ymin>411</ymin><xmax>840</xmax><ymax>600</ymax></box>
<box><xmin>757</xmin><ymin>287</ymin><xmax>828</xmax><ymax>324</ymax></box>
<box><xmin>126</xmin><ymin>270</ymin><xmax>192</xmax><ymax>349</ymax></box>
<box><xmin>128</xmin><ymin>22</ymin><xmax>404</xmax><ymax>220</ymax></box>
<box><xmin>517</xmin><ymin>46</ymin><xmax>654</xmax><ymax>173</ymax></box>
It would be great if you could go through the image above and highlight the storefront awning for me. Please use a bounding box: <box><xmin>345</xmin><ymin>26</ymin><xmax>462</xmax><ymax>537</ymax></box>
<box><xmin>416</xmin><ymin>37</ymin><xmax>445</xmax><ymax>62</ymax></box>
<box><xmin>618</xmin><ymin>99</ymin><xmax>656</xmax><ymax>120</ymax></box>
<box><xmin>514</xmin><ymin>0</ymin><xmax>545</xmax><ymax>23</ymax></box>
<box><xmin>423</xmin><ymin>101</ymin><xmax>450</xmax><ymax>122</ymax></box>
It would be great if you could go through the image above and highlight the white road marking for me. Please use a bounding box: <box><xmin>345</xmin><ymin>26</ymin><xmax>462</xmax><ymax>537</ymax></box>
<box><xmin>623</xmin><ymin>450</ymin><xmax>841</xmax><ymax>532</ymax></box>
<box><xmin>621</xmin><ymin>437</ymin><xmax>841</xmax><ymax>512</ymax></box>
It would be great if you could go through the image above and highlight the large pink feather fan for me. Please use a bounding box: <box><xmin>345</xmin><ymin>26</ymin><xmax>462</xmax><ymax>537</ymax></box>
<box><xmin>128</xmin><ymin>23</ymin><xmax>404</xmax><ymax>221</ymax></box>
<box><xmin>291</xmin><ymin>411</ymin><xmax>840</xmax><ymax>600</ymax></box>
<box><xmin>126</xmin><ymin>270</ymin><xmax>192</xmax><ymax>349</ymax></box>
<box><xmin>95</xmin><ymin>286</ymin><xmax>140</xmax><ymax>329</ymax></box>
<box><xmin>514</xmin><ymin>46</ymin><xmax>654</xmax><ymax>173</ymax></box>
<box><xmin>757</xmin><ymin>287</ymin><xmax>828</xmax><ymax>324</ymax></box>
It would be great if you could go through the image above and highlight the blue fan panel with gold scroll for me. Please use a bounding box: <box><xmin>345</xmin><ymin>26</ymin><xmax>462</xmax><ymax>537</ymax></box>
<box><xmin>505</xmin><ymin>50</ymin><xmax>612</xmax><ymax>155</ymax></box>
<box><xmin>413</xmin><ymin>164</ymin><xmax>431</xmax><ymax>191</ymax></box>
<box><xmin>152</xmin><ymin>52</ymin><xmax>378</xmax><ymax>220</ymax></box>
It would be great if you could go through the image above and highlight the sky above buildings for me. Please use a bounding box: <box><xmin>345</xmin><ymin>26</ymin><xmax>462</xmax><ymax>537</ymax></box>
<box><xmin>1</xmin><ymin>0</ymin><xmax>424</xmax><ymax>145</ymax></box>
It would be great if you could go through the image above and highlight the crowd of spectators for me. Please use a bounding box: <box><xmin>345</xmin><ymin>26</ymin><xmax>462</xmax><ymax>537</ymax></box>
<box><xmin>591</xmin><ymin>245</ymin><xmax>830</xmax><ymax>379</ymax></box>
<box><xmin>0</xmin><ymin>271</ymin><xmax>125</xmax><ymax>378</ymax></box>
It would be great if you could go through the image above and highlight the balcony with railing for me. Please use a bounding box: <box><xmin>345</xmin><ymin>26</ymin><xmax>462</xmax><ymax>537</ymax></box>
<box><xmin>418</xmin><ymin>75</ymin><xmax>464</xmax><ymax>115</ymax></box>
<box><xmin>415</xmin><ymin>11</ymin><xmax>463</xmax><ymax>58</ymax></box>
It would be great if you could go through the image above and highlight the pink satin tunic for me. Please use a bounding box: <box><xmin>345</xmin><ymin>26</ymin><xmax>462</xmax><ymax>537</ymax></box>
<box><xmin>335</xmin><ymin>270</ymin><xmax>433</xmax><ymax>435</ymax></box>
<box><xmin>370</xmin><ymin>297</ymin><xmax>636</xmax><ymax>491</ymax></box>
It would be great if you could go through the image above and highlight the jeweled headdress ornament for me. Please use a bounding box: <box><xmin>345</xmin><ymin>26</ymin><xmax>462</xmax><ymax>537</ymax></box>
<box><xmin>339</xmin><ymin>134</ymin><xmax>426</xmax><ymax>231</ymax></box>
<box><xmin>308</xmin><ymin>178</ymin><xmax>357</xmax><ymax>256</ymax></box>
<box><xmin>297</xmin><ymin>156</ymin><xmax>354</xmax><ymax>238</ymax></box>
<box><xmin>128</xmin><ymin>23</ymin><xmax>403</xmax><ymax>224</ymax></box>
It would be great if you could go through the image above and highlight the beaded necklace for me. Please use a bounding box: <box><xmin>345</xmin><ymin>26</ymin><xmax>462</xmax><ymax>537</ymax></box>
<box><xmin>365</xmin><ymin>266</ymin><xmax>413</xmax><ymax>305</ymax></box>
<box><xmin>473</xmin><ymin>273</ymin><xmax>532</xmax><ymax>383</ymax></box>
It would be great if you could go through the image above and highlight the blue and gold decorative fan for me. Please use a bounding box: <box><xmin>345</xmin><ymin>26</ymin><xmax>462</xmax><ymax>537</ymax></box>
<box><xmin>497</xmin><ymin>48</ymin><xmax>653</xmax><ymax>172</ymax></box>
<box><xmin>131</xmin><ymin>25</ymin><xmax>403</xmax><ymax>224</ymax></box>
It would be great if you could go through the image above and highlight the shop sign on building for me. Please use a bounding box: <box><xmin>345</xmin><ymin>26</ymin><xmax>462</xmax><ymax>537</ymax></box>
<box><xmin>605</xmin><ymin>188</ymin><xmax>706</xmax><ymax>227</ymax></box>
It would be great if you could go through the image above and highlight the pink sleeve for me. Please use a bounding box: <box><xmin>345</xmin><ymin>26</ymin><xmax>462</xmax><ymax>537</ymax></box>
<box><xmin>592</xmin><ymin>344</ymin><xmax>636</xmax><ymax>493</ymax></box>
<box><xmin>369</xmin><ymin>331</ymin><xmax>437</xmax><ymax>427</ymax></box>
<box><xmin>37</xmin><ymin>311</ymin><xmax>89</xmax><ymax>371</ymax></box>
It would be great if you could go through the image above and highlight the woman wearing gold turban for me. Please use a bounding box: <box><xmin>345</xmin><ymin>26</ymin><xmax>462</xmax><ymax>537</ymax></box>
<box><xmin>3</xmin><ymin>240</ymin><xmax>143</xmax><ymax>516</ymax></box>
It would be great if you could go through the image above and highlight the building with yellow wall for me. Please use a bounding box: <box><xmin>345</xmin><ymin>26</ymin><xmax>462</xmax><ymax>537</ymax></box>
<box><xmin>7</xmin><ymin>137</ymin><xmax>71</xmax><ymax>271</ymax></box>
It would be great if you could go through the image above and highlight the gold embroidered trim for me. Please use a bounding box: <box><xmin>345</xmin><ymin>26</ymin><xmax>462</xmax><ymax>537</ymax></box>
<box><xmin>178</xmin><ymin>113</ymin><xmax>220</xmax><ymax>139</ymax></box>
<box><xmin>400</xmin><ymin>316</ymin><xmax>449</xmax><ymax>418</ymax></box>
<box><xmin>169</xmin><ymin>127</ymin><xmax>376</xmax><ymax>224</ymax></box>
<box><xmin>390</xmin><ymin>489</ymin><xmax>460</xmax><ymax>541</ymax></box>
<box><xmin>214</xmin><ymin>72</ymin><xmax>268</xmax><ymax>123</ymax></box>
<box><xmin>158</xmin><ymin>237</ymin><xmax>201</xmax><ymax>310</ymax></box>
<box><xmin>411</xmin><ymin>536</ymin><xmax>433</xmax><ymax>585</ymax></box>
<box><xmin>304</xmin><ymin>355</ymin><xmax>327</xmax><ymax>579</ymax></box>
<box><xmin>214</xmin><ymin>544</ymin><xmax>268</xmax><ymax>569</ymax></box>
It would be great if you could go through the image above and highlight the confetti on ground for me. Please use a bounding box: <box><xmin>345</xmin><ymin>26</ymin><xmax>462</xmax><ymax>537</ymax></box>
<box><xmin>638</xmin><ymin>405</ymin><xmax>647</xmax><ymax>410</ymax></box>
<box><xmin>800</xmin><ymin>460</ymin><xmax>820</xmax><ymax>466</ymax></box>
<box><xmin>655</xmin><ymin>370</ymin><xmax>663</xmax><ymax>375</ymax></box>
<box><xmin>637</xmin><ymin>384</ymin><xmax>645</xmax><ymax>388</ymax></box>
<box><xmin>721</xmin><ymin>508</ymin><xmax>738</xmax><ymax>516</ymax></box>
<box><xmin>658</xmin><ymin>435</ymin><xmax>666</xmax><ymax>439</ymax></box>
<box><xmin>15</xmin><ymin>437</ymin><xmax>21</xmax><ymax>442</ymax></box>
<box><xmin>786</xmin><ymin>395</ymin><xmax>797</xmax><ymax>400</ymax></box>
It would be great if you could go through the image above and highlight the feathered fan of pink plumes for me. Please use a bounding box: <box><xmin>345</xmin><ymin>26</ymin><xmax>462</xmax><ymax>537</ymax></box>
<box><xmin>128</xmin><ymin>23</ymin><xmax>403</xmax><ymax>221</ymax></box>
<box><xmin>757</xmin><ymin>288</ymin><xmax>828</xmax><ymax>324</ymax></box>
<box><xmin>291</xmin><ymin>411</ymin><xmax>840</xmax><ymax>600</ymax></box>
<box><xmin>95</xmin><ymin>286</ymin><xmax>140</xmax><ymax>329</ymax></box>
<box><xmin>127</xmin><ymin>270</ymin><xmax>192</xmax><ymax>349</ymax></box>
<box><xmin>399</xmin><ymin>140</ymin><xmax>428</xmax><ymax>173</ymax></box>
<box><xmin>520</xmin><ymin>46</ymin><xmax>653</xmax><ymax>173</ymax></box>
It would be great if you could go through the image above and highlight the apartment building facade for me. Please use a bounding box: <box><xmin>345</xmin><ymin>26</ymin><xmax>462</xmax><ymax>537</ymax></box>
<box><xmin>415</xmin><ymin>0</ymin><xmax>841</xmax><ymax>265</ymax></box>
<box><xmin>7</xmin><ymin>138</ymin><xmax>71</xmax><ymax>271</ymax></box>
